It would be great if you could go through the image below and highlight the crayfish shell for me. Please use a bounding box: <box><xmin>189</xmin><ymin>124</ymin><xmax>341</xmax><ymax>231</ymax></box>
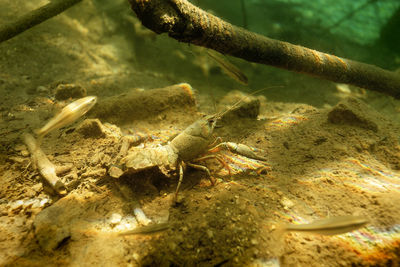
<box><xmin>120</xmin><ymin>145</ymin><xmax>178</xmax><ymax>177</ymax></box>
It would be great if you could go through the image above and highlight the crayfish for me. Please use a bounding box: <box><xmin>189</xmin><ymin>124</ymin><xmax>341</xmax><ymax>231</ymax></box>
<box><xmin>111</xmin><ymin>97</ymin><xmax>269</xmax><ymax>201</ymax></box>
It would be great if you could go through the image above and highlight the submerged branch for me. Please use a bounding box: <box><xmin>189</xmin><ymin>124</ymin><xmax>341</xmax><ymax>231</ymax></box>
<box><xmin>0</xmin><ymin>0</ymin><xmax>82</xmax><ymax>43</ymax></box>
<box><xmin>23</xmin><ymin>133</ymin><xmax>67</xmax><ymax>196</ymax></box>
<box><xmin>128</xmin><ymin>0</ymin><xmax>400</xmax><ymax>98</ymax></box>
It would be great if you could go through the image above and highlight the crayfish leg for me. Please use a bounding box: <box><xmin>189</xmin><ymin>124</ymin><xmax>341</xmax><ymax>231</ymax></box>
<box><xmin>187</xmin><ymin>162</ymin><xmax>216</xmax><ymax>185</ymax></box>
<box><xmin>174</xmin><ymin>163</ymin><xmax>185</xmax><ymax>202</ymax></box>
<box><xmin>193</xmin><ymin>155</ymin><xmax>232</xmax><ymax>178</ymax></box>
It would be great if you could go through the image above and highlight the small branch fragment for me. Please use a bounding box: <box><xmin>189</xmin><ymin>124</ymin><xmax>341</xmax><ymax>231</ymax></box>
<box><xmin>23</xmin><ymin>133</ymin><xmax>67</xmax><ymax>195</ymax></box>
<box><xmin>0</xmin><ymin>0</ymin><xmax>82</xmax><ymax>43</ymax></box>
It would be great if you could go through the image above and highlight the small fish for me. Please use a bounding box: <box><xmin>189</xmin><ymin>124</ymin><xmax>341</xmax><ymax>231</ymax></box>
<box><xmin>207</xmin><ymin>50</ymin><xmax>248</xmax><ymax>85</ymax></box>
<box><xmin>118</xmin><ymin>222</ymin><xmax>170</xmax><ymax>236</ymax></box>
<box><xmin>280</xmin><ymin>215</ymin><xmax>368</xmax><ymax>236</ymax></box>
<box><xmin>35</xmin><ymin>96</ymin><xmax>97</xmax><ymax>140</ymax></box>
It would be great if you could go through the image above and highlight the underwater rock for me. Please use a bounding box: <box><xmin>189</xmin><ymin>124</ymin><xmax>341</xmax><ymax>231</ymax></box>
<box><xmin>218</xmin><ymin>90</ymin><xmax>261</xmax><ymax>120</ymax></box>
<box><xmin>76</xmin><ymin>118</ymin><xmax>107</xmax><ymax>138</ymax></box>
<box><xmin>54</xmin><ymin>83</ymin><xmax>87</xmax><ymax>100</ymax></box>
<box><xmin>108</xmin><ymin>165</ymin><xmax>124</xmax><ymax>178</ymax></box>
<box><xmin>33</xmin><ymin>194</ymin><xmax>84</xmax><ymax>252</ymax></box>
<box><xmin>90</xmin><ymin>83</ymin><xmax>197</xmax><ymax>124</ymax></box>
<box><xmin>36</xmin><ymin>85</ymin><xmax>49</xmax><ymax>94</ymax></box>
<box><xmin>76</xmin><ymin>119</ymin><xmax>123</xmax><ymax>141</ymax></box>
<box><xmin>327</xmin><ymin>97</ymin><xmax>380</xmax><ymax>132</ymax></box>
<box><xmin>224</xmin><ymin>98</ymin><xmax>260</xmax><ymax>120</ymax></box>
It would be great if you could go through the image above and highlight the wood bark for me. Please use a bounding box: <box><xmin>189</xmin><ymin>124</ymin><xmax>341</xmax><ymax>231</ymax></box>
<box><xmin>23</xmin><ymin>133</ymin><xmax>67</xmax><ymax>196</ymax></box>
<box><xmin>128</xmin><ymin>0</ymin><xmax>400</xmax><ymax>98</ymax></box>
<box><xmin>0</xmin><ymin>0</ymin><xmax>82</xmax><ymax>43</ymax></box>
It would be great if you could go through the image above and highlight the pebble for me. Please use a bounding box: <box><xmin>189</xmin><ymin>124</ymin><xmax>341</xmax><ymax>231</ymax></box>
<box><xmin>280</xmin><ymin>197</ymin><xmax>295</xmax><ymax>209</ymax></box>
<box><xmin>206</xmin><ymin>229</ymin><xmax>214</xmax><ymax>239</ymax></box>
<box><xmin>14</xmin><ymin>144</ymin><xmax>26</xmax><ymax>151</ymax></box>
<box><xmin>32</xmin><ymin>200</ymin><xmax>42</xmax><ymax>209</ymax></box>
<box><xmin>9</xmin><ymin>200</ymin><xmax>24</xmax><ymax>212</ymax></box>
<box><xmin>134</xmin><ymin>208</ymin><xmax>151</xmax><ymax>225</ymax></box>
<box><xmin>0</xmin><ymin>204</ymin><xmax>7</xmax><ymax>216</ymax></box>
<box><xmin>8</xmin><ymin>156</ymin><xmax>29</xmax><ymax>164</ymax></box>
<box><xmin>20</xmin><ymin>150</ymin><xmax>30</xmax><ymax>157</ymax></box>
<box><xmin>36</xmin><ymin>86</ymin><xmax>49</xmax><ymax>94</ymax></box>
<box><xmin>54</xmin><ymin>83</ymin><xmax>86</xmax><ymax>100</ymax></box>
<box><xmin>39</xmin><ymin>198</ymin><xmax>50</xmax><ymax>207</ymax></box>
<box><xmin>25</xmin><ymin>188</ymin><xmax>36</xmax><ymax>198</ymax></box>
<box><xmin>115</xmin><ymin>215</ymin><xmax>138</xmax><ymax>231</ymax></box>
<box><xmin>109</xmin><ymin>213</ymin><xmax>122</xmax><ymax>226</ymax></box>
<box><xmin>32</xmin><ymin>183</ymin><xmax>43</xmax><ymax>193</ymax></box>
<box><xmin>108</xmin><ymin>165</ymin><xmax>124</xmax><ymax>178</ymax></box>
<box><xmin>22</xmin><ymin>199</ymin><xmax>36</xmax><ymax>209</ymax></box>
<box><xmin>250</xmin><ymin>238</ymin><xmax>259</xmax><ymax>245</ymax></box>
<box><xmin>76</xmin><ymin>119</ymin><xmax>107</xmax><ymax>139</ymax></box>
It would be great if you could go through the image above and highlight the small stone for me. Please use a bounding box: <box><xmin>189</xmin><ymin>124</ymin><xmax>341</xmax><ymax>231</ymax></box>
<box><xmin>132</xmin><ymin>252</ymin><xmax>140</xmax><ymax>262</ymax></box>
<box><xmin>206</xmin><ymin>229</ymin><xmax>214</xmax><ymax>239</ymax></box>
<box><xmin>32</xmin><ymin>183</ymin><xmax>43</xmax><ymax>193</ymax></box>
<box><xmin>333</xmin><ymin>144</ymin><xmax>348</xmax><ymax>154</ymax></box>
<box><xmin>252</xmin><ymin>248</ymin><xmax>259</xmax><ymax>257</ymax></box>
<box><xmin>0</xmin><ymin>204</ymin><xmax>7</xmax><ymax>216</ymax></box>
<box><xmin>14</xmin><ymin>144</ymin><xmax>26</xmax><ymax>151</ymax></box>
<box><xmin>109</xmin><ymin>213</ymin><xmax>122</xmax><ymax>226</ymax></box>
<box><xmin>9</xmin><ymin>200</ymin><xmax>24</xmax><ymax>212</ymax></box>
<box><xmin>76</xmin><ymin>119</ymin><xmax>106</xmax><ymax>138</ymax></box>
<box><xmin>31</xmin><ymin>200</ymin><xmax>42</xmax><ymax>209</ymax></box>
<box><xmin>23</xmin><ymin>199</ymin><xmax>36</xmax><ymax>209</ymax></box>
<box><xmin>281</xmin><ymin>197</ymin><xmax>295</xmax><ymax>209</ymax></box>
<box><xmin>108</xmin><ymin>165</ymin><xmax>124</xmax><ymax>178</ymax></box>
<box><xmin>327</xmin><ymin>97</ymin><xmax>379</xmax><ymax>132</ymax></box>
<box><xmin>250</xmin><ymin>238</ymin><xmax>258</xmax><ymax>245</ymax></box>
<box><xmin>25</xmin><ymin>188</ymin><xmax>36</xmax><ymax>198</ymax></box>
<box><xmin>39</xmin><ymin>198</ymin><xmax>50</xmax><ymax>207</ymax></box>
<box><xmin>36</xmin><ymin>86</ymin><xmax>49</xmax><ymax>94</ymax></box>
<box><xmin>8</xmin><ymin>156</ymin><xmax>28</xmax><ymax>164</ymax></box>
<box><xmin>336</xmin><ymin>83</ymin><xmax>351</xmax><ymax>94</ymax></box>
<box><xmin>54</xmin><ymin>83</ymin><xmax>86</xmax><ymax>100</ymax></box>
<box><xmin>20</xmin><ymin>150</ymin><xmax>30</xmax><ymax>157</ymax></box>
<box><xmin>205</xmin><ymin>194</ymin><xmax>212</xmax><ymax>200</ymax></box>
<box><xmin>134</xmin><ymin>208</ymin><xmax>151</xmax><ymax>225</ymax></box>
<box><xmin>121</xmin><ymin>215</ymin><xmax>138</xmax><ymax>230</ymax></box>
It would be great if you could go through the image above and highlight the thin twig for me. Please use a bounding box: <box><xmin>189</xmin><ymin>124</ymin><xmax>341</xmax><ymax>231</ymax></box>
<box><xmin>0</xmin><ymin>0</ymin><xmax>82</xmax><ymax>43</ymax></box>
